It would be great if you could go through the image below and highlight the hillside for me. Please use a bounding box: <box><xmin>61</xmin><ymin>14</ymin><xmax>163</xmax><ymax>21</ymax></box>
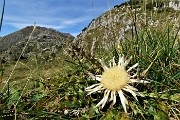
<box><xmin>74</xmin><ymin>0</ymin><xmax>179</xmax><ymax>56</ymax></box>
<box><xmin>0</xmin><ymin>26</ymin><xmax>74</xmax><ymax>61</ymax></box>
<box><xmin>0</xmin><ymin>0</ymin><xmax>179</xmax><ymax>119</ymax></box>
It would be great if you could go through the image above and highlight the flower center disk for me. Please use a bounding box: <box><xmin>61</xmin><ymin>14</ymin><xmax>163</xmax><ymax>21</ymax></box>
<box><xmin>101</xmin><ymin>66</ymin><xmax>129</xmax><ymax>91</ymax></box>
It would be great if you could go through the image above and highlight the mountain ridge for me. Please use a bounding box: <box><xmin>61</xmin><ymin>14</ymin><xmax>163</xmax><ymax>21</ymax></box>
<box><xmin>75</xmin><ymin>0</ymin><xmax>179</xmax><ymax>56</ymax></box>
<box><xmin>0</xmin><ymin>26</ymin><xmax>75</xmax><ymax>61</ymax></box>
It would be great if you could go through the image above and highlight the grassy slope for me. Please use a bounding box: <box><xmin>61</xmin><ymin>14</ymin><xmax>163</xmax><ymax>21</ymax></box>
<box><xmin>0</xmin><ymin>0</ymin><xmax>180</xmax><ymax>119</ymax></box>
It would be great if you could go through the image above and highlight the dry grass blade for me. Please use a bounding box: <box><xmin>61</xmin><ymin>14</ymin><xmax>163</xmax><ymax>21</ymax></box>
<box><xmin>1</xmin><ymin>24</ymin><xmax>36</xmax><ymax>92</ymax></box>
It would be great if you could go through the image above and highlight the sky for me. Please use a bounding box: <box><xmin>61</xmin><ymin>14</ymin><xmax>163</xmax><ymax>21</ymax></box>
<box><xmin>0</xmin><ymin>0</ymin><xmax>126</xmax><ymax>37</ymax></box>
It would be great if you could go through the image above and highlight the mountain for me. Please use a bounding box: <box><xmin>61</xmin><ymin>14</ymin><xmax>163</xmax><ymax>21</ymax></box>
<box><xmin>0</xmin><ymin>1</ymin><xmax>179</xmax><ymax>119</ymax></box>
<box><xmin>73</xmin><ymin>0</ymin><xmax>180</xmax><ymax>56</ymax></box>
<box><xmin>0</xmin><ymin>26</ymin><xmax>75</xmax><ymax>61</ymax></box>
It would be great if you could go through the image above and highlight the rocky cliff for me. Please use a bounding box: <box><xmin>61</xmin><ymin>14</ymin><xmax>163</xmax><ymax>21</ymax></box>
<box><xmin>74</xmin><ymin>0</ymin><xmax>179</xmax><ymax>56</ymax></box>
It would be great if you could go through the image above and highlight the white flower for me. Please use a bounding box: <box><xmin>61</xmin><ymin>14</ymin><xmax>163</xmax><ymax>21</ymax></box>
<box><xmin>64</xmin><ymin>109</ymin><xmax>69</xmax><ymax>115</ymax></box>
<box><xmin>85</xmin><ymin>55</ymin><xmax>149</xmax><ymax>113</ymax></box>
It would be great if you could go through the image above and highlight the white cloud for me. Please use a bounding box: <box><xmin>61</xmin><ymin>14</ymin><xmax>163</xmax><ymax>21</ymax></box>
<box><xmin>6</xmin><ymin>23</ymin><xmax>33</xmax><ymax>29</ymax></box>
<box><xmin>4</xmin><ymin>0</ymin><xmax>91</xmax><ymax>31</ymax></box>
<box><xmin>62</xmin><ymin>17</ymin><xmax>89</xmax><ymax>26</ymax></box>
<box><xmin>2</xmin><ymin>0</ymin><xmax>124</xmax><ymax>36</ymax></box>
<box><xmin>6</xmin><ymin>22</ymin><xmax>65</xmax><ymax>30</ymax></box>
<box><xmin>4</xmin><ymin>15</ymin><xmax>89</xmax><ymax>32</ymax></box>
<box><xmin>70</xmin><ymin>32</ymin><xmax>80</xmax><ymax>37</ymax></box>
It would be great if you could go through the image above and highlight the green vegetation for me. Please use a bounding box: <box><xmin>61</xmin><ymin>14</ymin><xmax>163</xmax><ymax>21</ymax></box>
<box><xmin>0</xmin><ymin>0</ymin><xmax>180</xmax><ymax>119</ymax></box>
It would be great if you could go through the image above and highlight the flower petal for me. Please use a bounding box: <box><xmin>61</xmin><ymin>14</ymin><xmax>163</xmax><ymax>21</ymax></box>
<box><xmin>96</xmin><ymin>98</ymin><xmax>105</xmax><ymax>108</ymax></box>
<box><xmin>101</xmin><ymin>90</ymin><xmax>110</xmax><ymax>108</ymax></box>
<box><xmin>124</xmin><ymin>56</ymin><xmax>132</xmax><ymax>67</ymax></box>
<box><xmin>85</xmin><ymin>83</ymin><xmax>101</xmax><ymax>90</ymax></box>
<box><xmin>99</xmin><ymin>59</ymin><xmax>108</xmax><ymax>70</ymax></box>
<box><xmin>95</xmin><ymin>75</ymin><xmax>102</xmax><ymax>77</ymax></box>
<box><xmin>129</xmin><ymin>72</ymin><xmax>138</xmax><ymax>78</ymax></box>
<box><xmin>129</xmin><ymin>79</ymin><xmax>150</xmax><ymax>83</ymax></box>
<box><xmin>118</xmin><ymin>90</ymin><xmax>128</xmax><ymax>113</ymax></box>
<box><xmin>95</xmin><ymin>75</ymin><xmax>102</xmax><ymax>81</ymax></box>
<box><xmin>86</xmin><ymin>85</ymin><xmax>104</xmax><ymax>95</ymax></box>
<box><xmin>109</xmin><ymin>91</ymin><xmax>114</xmax><ymax>101</ymax></box>
<box><xmin>118</xmin><ymin>56</ymin><xmax>124</xmax><ymax>67</ymax></box>
<box><xmin>112</xmin><ymin>57</ymin><xmax>116</xmax><ymax>66</ymax></box>
<box><xmin>125</xmin><ymin>85</ymin><xmax>138</xmax><ymax>91</ymax></box>
<box><xmin>123</xmin><ymin>88</ymin><xmax>138</xmax><ymax>101</ymax></box>
<box><xmin>112</xmin><ymin>91</ymin><xmax>116</xmax><ymax>106</ymax></box>
<box><xmin>109</xmin><ymin>91</ymin><xmax>116</xmax><ymax>103</ymax></box>
<box><xmin>96</xmin><ymin>89</ymin><xmax>110</xmax><ymax>109</ymax></box>
<box><xmin>127</xmin><ymin>63</ymin><xmax>138</xmax><ymax>72</ymax></box>
<box><xmin>109</xmin><ymin>61</ymin><xmax>112</xmax><ymax>68</ymax></box>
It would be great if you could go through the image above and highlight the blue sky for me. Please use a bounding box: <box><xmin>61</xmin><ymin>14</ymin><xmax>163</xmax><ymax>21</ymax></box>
<box><xmin>0</xmin><ymin>0</ymin><xmax>126</xmax><ymax>37</ymax></box>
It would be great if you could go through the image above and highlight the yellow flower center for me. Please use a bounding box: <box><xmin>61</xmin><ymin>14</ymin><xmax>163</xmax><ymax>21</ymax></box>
<box><xmin>101</xmin><ymin>66</ymin><xmax>129</xmax><ymax>91</ymax></box>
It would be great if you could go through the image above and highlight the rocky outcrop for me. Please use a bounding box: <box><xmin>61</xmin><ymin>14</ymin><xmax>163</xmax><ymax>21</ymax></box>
<box><xmin>0</xmin><ymin>26</ymin><xmax>74</xmax><ymax>61</ymax></box>
<box><xmin>74</xmin><ymin>0</ymin><xmax>180</xmax><ymax>55</ymax></box>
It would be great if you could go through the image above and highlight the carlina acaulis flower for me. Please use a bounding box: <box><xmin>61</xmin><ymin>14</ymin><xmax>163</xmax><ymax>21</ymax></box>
<box><xmin>85</xmin><ymin>55</ymin><xmax>150</xmax><ymax>113</ymax></box>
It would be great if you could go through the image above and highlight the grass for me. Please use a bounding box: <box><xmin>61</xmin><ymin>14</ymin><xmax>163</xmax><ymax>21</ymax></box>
<box><xmin>0</xmin><ymin>0</ymin><xmax>180</xmax><ymax>119</ymax></box>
